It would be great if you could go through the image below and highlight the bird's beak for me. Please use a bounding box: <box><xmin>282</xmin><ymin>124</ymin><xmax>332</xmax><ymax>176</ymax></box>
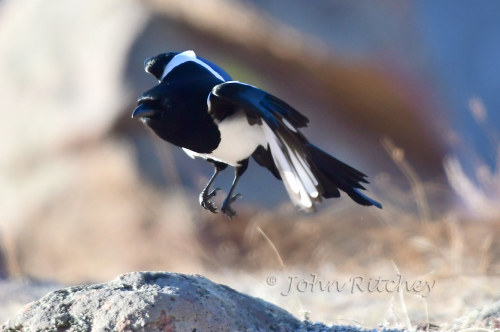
<box><xmin>131</xmin><ymin>104</ymin><xmax>155</xmax><ymax>119</ymax></box>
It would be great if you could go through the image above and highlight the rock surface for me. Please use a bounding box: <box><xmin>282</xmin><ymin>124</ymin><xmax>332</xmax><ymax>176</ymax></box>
<box><xmin>2</xmin><ymin>272</ymin><xmax>302</xmax><ymax>332</ymax></box>
<box><xmin>1</xmin><ymin>271</ymin><xmax>401</xmax><ymax>332</ymax></box>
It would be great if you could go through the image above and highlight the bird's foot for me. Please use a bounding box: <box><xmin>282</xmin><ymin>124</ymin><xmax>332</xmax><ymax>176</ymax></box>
<box><xmin>221</xmin><ymin>193</ymin><xmax>242</xmax><ymax>219</ymax></box>
<box><xmin>199</xmin><ymin>188</ymin><xmax>221</xmax><ymax>213</ymax></box>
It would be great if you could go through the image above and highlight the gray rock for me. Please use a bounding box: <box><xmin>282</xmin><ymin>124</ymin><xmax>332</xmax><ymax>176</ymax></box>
<box><xmin>1</xmin><ymin>272</ymin><xmax>396</xmax><ymax>332</ymax></box>
<box><xmin>2</xmin><ymin>271</ymin><xmax>302</xmax><ymax>332</ymax></box>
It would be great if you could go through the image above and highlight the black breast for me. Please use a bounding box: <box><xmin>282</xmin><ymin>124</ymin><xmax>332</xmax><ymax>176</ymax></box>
<box><xmin>145</xmin><ymin>62</ymin><xmax>223</xmax><ymax>154</ymax></box>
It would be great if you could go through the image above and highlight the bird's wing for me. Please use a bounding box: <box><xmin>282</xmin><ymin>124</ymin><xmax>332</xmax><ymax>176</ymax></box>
<box><xmin>209</xmin><ymin>81</ymin><xmax>323</xmax><ymax>211</ymax></box>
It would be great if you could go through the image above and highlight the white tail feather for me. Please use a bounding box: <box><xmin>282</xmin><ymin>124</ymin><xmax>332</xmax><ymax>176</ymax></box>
<box><xmin>262</xmin><ymin>123</ymin><xmax>320</xmax><ymax>210</ymax></box>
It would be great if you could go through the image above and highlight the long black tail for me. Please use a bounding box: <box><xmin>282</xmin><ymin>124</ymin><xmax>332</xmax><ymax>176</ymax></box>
<box><xmin>308</xmin><ymin>144</ymin><xmax>382</xmax><ymax>208</ymax></box>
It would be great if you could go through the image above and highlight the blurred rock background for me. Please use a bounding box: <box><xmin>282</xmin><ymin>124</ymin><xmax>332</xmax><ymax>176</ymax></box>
<box><xmin>0</xmin><ymin>0</ymin><xmax>499</xmax><ymax>329</ymax></box>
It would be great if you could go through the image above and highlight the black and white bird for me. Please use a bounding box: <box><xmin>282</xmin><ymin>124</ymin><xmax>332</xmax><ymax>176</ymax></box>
<box><xmin>132</xmin><ymin>50</ymin><xmax>382</xmax><ymax>217</ymax></box>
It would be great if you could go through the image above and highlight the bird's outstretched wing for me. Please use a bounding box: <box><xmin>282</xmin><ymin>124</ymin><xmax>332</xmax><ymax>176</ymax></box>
<box><xmin>209</xmin><ymin>81</ymin><xmax>382</xmax><ymax>211</ymax></box>
<box><xmin>208</xmin><ymin>81</ymin><xmax>323</xmax><ymax>211</ymax></box>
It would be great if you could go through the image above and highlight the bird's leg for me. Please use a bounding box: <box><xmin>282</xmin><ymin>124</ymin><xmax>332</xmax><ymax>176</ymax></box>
<box><xmin>221</xmin><ymin>159</ymin><xmax>249</xmax><ymax>219</ymax></box>
<box><xmin>200</xmin><ymin>161</ymin><xmax>227</xmax><ymax>213</ymax></box>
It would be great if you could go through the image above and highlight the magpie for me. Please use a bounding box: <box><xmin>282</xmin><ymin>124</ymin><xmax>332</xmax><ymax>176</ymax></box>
<box><xmin>132</xmin><ymin>50</ymin><xmax>382</xmax><ymax>217</ymax></box>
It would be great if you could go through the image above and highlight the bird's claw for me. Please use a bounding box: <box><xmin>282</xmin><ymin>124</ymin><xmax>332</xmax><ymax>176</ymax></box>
<box><xmin>199</xmin><ymin>188</ymin><xmax>221</xmax><ymax>213</ymax></box>
<box><xmin>221</xmin><ymin>193</ymin><xmax>242</xmax><ymax>219</ymax></box>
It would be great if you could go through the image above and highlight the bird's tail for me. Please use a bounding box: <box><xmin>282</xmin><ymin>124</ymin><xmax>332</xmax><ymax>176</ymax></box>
<box><xmin>307</xmin><ymin>144</ymin><xmax>382</xmax><ymax>209</ymax></box>
<box><xmin>262</xmin><ymin>120</ymin><xmax>381</xmax><ymax>210</ymax></box>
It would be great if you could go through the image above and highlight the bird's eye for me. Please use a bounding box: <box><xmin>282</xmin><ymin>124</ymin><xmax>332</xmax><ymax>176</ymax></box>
<box><xmin>164</xmin><ymin>101</ymin><xmax>173</xmax><ymax>109</ymax></box>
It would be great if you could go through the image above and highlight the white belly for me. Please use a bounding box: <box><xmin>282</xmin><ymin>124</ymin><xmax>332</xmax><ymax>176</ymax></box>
<box><xmin>183</xmin><ymin>112</ymin><xmax>267</xmax><ymax>166</ymax></box>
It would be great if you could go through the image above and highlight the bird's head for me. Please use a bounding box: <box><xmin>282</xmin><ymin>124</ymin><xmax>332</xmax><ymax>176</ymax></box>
<box><xmin>132</xmin><ymin>50</ymin><xmax>225</xmax><ymax>151</ymax></box>
<box><xmin>132</xmin><ymin>50</ymin><xmax>209</xmax><ymax>125</ymax></box>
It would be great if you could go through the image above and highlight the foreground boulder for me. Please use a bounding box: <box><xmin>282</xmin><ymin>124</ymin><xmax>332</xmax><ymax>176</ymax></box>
<box><xmin>3</xmin><ymin>271</ymin><xmax>302</xmax><ymax>331</ymax></box>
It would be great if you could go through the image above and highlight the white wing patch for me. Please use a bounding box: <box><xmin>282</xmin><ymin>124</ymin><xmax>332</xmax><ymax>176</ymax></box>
<box><xmin>282</xmin><ymin>118</ymin><xmax>298</xmax><ymax>132</ymax></box>
<box><xmin>161</xmin><ymin>50</ymin><xmax>225</xmax><ymax>81</ymax></box>
<box><xmin>262</xmin><ymin>123</ymin><xmax>321</xmax><ymax>211</ymax></box>
<box><xmin>182</xmin><ymin>148</ymin><xmax>202</xmax><ymax>160</ymax></box>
